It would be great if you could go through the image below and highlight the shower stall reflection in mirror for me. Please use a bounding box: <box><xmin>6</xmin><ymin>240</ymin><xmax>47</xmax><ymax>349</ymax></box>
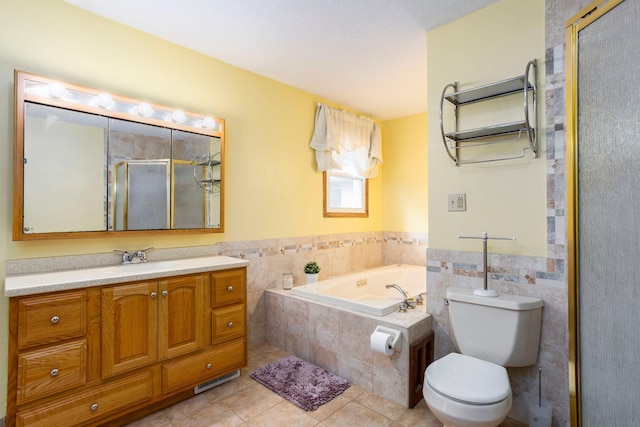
<box><xmin>173</xmin><ymin>159</ymin><xmax>221</xmax><ymax>229</ymax></box>
<box><xmin>567</xmin><ymin>0</ymin><xmax>639</xmax><ymax>425</ymax></box>
<box><xmin>113</xmin><ymin>160</ymin><xmax>170</xmax><ymax>231</ymax></box>
<box><xmin>113</xmin><ymin>159</ymin><xmax>219</xmax><ymax>230</ymax></box>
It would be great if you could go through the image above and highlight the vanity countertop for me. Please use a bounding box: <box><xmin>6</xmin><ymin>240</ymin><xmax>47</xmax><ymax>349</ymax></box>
<box><xmin>4</xmin><ymin>256</ymin><xmax>249</xmax><ymax>297</ymax></box>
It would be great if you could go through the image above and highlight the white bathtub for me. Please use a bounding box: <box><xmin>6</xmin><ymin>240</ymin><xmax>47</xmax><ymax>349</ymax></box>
<box><xmin>290</xmin><ymin>264</ymin><xmax>426</xmax><ymax>316</ymax></box>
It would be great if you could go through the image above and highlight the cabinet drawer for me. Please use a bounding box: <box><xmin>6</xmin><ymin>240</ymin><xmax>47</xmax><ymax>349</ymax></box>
<box><xmin>18</xmin><ymin>340</ymin><xmax>87</xmax><ymax>404</ymax></box>
<box><xmin>212</xmin><ymin>305</ymin><xmax>245</xmax><ymax>344</ymax></box>
<box><xmin>18</xmin><ymin>291</ymin><xmax>87</xmax><ymax>349</ymax></box>
<box><xmin>211</xmin><ymin>269</ymin><xmax>245</xmax><ymax>307</ymax></box>
<box><xmin>162</xmin><ymin>339</ymin><xmax>245</xmax><ymax>394</ymax></box>
<box><xmin>16</xmin><ymin>370</ymin><xmax>152</xmax><ymax>427</ymax></box>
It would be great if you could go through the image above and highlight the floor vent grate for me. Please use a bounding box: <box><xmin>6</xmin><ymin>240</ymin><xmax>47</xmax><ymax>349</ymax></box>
<box><xmin>194</xmin><ymin>370</ymin><xmax>241</xmax><ymax>394</ymax></box>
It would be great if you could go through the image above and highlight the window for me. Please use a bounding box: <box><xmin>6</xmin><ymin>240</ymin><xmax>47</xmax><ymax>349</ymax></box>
<box><xmin>309</xmin><ymin>103</ymin><xmax>381</xmax><ymax>218</ymax></box>
<box><xmin>324</xmin><ymin>152</ymin><xmax>368</xmax><ymax>217</ymax></box>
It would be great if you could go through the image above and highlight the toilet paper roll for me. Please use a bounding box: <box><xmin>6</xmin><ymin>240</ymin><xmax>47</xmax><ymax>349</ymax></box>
<box><xmin>370</xmin><ymin>331</ymin><xmax>394</xmax><ymax>356</ymax></box>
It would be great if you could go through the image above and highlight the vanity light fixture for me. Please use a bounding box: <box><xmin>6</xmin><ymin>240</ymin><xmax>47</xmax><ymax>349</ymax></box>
<box><xmin>47</xmin><ymin>81</ymin><xmax>66</xmax><ymax>99</ymax></box>
<box><xmin>137</xmin><ymin>102</ymin><xmax>153</xmax><ymax>117</ymax></box>
<box><xmin>96</xmin><ymin>92</ymin><xmax>114</xmax><ymax>108</ymax></box>
<box><xmin>19</xmin><ymin>71</ymin><xmax>223</xmax><ymax>137</ymax></box>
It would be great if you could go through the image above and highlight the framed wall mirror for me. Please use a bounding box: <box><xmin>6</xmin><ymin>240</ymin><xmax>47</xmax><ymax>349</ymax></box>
<box><xmin>13</xmin><ymin>70</ymin><xmax>225</xmax><ymax>240</ymax></box>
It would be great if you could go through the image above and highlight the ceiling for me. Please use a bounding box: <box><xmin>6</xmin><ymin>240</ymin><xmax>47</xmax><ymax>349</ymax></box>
<box><xmin>64</xmin><ymin>0</ymin><xmax>498</xmax><ymax>121</ymax></box>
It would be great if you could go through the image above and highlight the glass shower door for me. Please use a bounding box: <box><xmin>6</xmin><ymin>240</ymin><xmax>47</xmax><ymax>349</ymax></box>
<box><xmin>572</xmin><ymin>0</ymin><xmax>640</xmax><ymax>424</ymax></box>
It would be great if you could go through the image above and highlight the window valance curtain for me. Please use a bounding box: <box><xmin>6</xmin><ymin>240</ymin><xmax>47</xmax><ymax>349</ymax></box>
<box><xmin>309</xmin><ymin>103</ymin><xmax>382</xmax><ymax>178</ymax></box>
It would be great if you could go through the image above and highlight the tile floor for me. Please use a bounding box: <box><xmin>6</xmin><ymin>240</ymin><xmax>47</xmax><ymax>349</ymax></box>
<box><xmin>126</xmin><ymin>343</ymin><xmax>526</xmax><ymax>427</ymax></box>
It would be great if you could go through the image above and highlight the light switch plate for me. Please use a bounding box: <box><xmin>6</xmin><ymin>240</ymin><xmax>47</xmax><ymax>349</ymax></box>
<box><xmin>448</xmin><ymin>193</ymin><xmax>466</xmax><ymax>212</ymax></box>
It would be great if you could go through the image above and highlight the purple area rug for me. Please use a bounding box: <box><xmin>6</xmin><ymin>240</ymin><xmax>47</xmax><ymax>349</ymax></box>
<box><xmin>250</xmin><ymin>356</ymin><xmax>351</xmax><ymax>411</ymax></box>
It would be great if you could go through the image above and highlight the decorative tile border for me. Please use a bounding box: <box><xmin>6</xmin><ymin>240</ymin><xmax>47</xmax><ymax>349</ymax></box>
<box><xmin>426</xmin><ymin>248</ymin><xmax>563</xmax><ymax>289</ymax></box>
<box><xmin>216</xmin><ymin>231</ymin><xmax>427</xmax><ymax>263</ymax></box>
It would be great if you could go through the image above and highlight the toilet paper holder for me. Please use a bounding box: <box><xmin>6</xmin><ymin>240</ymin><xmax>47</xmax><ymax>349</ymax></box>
<box><xmin>372</xmin><ymin>325</ymin><xmax>401</xmax><ymax>352</ymax></box>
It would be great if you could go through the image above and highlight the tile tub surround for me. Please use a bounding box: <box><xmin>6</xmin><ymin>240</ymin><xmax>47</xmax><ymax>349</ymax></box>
<box><xmin>426</xmin><ymin>247</ymin><xmax>567</xmax><ymax>426</ymax></box>
<box><xmin>265</xmin><ymin>288</ymin><xmax>432</xmax><ymax>407</ymax></box>
<box><xmin>216</xmin><ymin>231</ymin><xmax>428</xmax><ymax>351</ymax></box>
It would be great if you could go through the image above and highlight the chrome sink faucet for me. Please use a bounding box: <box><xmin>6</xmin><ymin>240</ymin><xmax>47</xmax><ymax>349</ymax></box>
<box><xmin>132</xmin><ymin>247</ymin><xmax>154</xmax><ymax>263</ymax></box>
<box><xmin>114</xmin><ymin>247</ymin><xmax>154</xmax><ymax>264</ymax></box>
<box><xmin>386</xmin><ymin>283</ymin><xmax>417</xmax><ymax>311</ymax></box>
<box><xmin>113</xmin><ymin>250</ymin><xmax>133</xmax><ymax>264</ymax></box>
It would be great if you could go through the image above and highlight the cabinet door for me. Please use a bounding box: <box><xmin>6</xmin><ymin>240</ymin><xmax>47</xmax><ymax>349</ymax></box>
<box><xmin>102</xmin><ymin>282</ymin><xmax>157</xmax><ymax>377</ymax></box>
<box><xmin>158</xmin><ymin>274</ymin><xmax>206</xmax><ymax>360</ymax></box>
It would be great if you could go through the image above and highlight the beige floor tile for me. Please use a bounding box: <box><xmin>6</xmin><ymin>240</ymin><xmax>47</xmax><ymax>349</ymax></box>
<box><xmin>164</xmin><ymin>391</ymin><xmax>213</xmax><ymax>421</ymax></box>
<box><xmin>322</xmin><ymin>401</ymin><xmax>394</xmax><ymax>427</ymax></box>
<box><xmin>355</xmin><ymin>390</ymin><xmax>407</xmax><ymax>421</ymax></box>
<box><xmin>217</xmin><ymin>382</ymin><xmax>284</xmax><ymax>421</ymax></box>
<box><xmin>306</xmin><ymin>394</ymin><xmax>351</xmax><ymax>421</ymax></box>
<box><xmin>171</xmin><ymin>401</ymin><xmax>244</xmax><ymax>427</ymax></box>
<box><xmin>243</xmin><ymin>401</ymin><xmax>319</xmax><ymax>427</ymax></box>
<box><xmin>392</xmin><ymin>399</ymin><xmax>442</xmax><ymax>426</ymax></box>
<box><xmin>125</xmin><ymin>410</ymin><xmax>173</xmax><ymax>427</ymax></box>
<box><xmin>338</xmin><ymin>383</ymin><xmax>366</xmax><ymax>401</ymax></box>
<box><xmin>203</xmin><ymin>374</ymin><xmax>253</xmax><ymax>403</ymax></box>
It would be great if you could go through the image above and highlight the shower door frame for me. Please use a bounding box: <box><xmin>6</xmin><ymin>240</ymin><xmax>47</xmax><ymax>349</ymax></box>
<box><xmin>566</xmin><ymin>0</ymin><xmax>627</xmax><ymax>426</ymax></box>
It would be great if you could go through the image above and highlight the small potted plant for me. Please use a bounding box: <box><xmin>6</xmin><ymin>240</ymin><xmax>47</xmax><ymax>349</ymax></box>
<box><xmin>304</xmin><ymin>261</ymin><xmax>321</xmax><ymax>283</ymax></box>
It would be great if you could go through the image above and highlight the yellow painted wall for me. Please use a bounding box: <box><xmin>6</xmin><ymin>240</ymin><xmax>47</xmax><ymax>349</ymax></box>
<box><xmin>0</xmin><ymin>0</ymin><xmax>391</xmax><ymax>416</ymax></box>
<box><xmin>427</xmin><ymin>0</ymin><xmax>546</xmax><ymax>256</ymax></box>
<box><xmin>381</xmin><ymin>113</ymin><xmax>428</xmax><ymax>233</ymax></box>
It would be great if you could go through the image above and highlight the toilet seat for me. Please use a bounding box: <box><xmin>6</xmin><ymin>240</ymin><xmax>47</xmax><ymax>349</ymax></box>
<box><xmin>425</xmin><ymin>353</ymin><xmax>510</xmax><ymax>405</ymax></box>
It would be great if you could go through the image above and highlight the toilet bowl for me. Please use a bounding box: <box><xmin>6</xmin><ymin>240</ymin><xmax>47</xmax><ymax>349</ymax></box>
<box><xmin>424</xmin><ymin>353</ymin><xmax>511</xmax><ymax>427</ymax></box>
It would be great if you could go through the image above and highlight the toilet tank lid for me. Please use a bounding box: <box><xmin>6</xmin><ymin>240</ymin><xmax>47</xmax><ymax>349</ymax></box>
<box><xmin>446</xmin><ymin>287</ymin><xmax>543</xmax><ymax>310</ymax></box>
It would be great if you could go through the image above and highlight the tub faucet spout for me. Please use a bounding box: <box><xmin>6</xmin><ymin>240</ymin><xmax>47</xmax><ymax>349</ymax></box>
<box><xmin>386</xmin><ymin>283</ymin><xmax>408</xmax><ymax>298</ymax></box>
<box><xmin>386</xmin><ymin>284</ymin><xmax>417</xmax><ymax>309</ymax></box>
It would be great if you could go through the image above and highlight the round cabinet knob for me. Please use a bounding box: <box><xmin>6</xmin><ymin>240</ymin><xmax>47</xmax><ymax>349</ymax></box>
<box><xmin>90</xmin><ymin>403</ymin><xmax>98</xmax><ymax>411</ymax></box>
<box><xmin>50</xmin><ymin>368</ymin><xmax>59</xmax><ymax>377</ymax></box>
<box><xmin>227</xmin><ymin>322</ymin><xmax>234</xmax><ymax>328</ymax></box>
<box><xmin>50</xmin><ymin>316</ymin><xmax>60</xmax><ymax>324</ymax></box>
<box><xmin>161</xmin><ymin>290</ymin><xmax>168</xmax><ymax>297</ymax></box>
<box><xmin>150</xmin><ymin>292</ymin><xmax>157</xmax><ymax>298</ymax></box>
<box><xmin>227</xmin><ymin>286</ymin><xmax>233</xmax><ymax>292</ymax></box>
<box><xmin>206</xmin><ymin>363</ymin><xmax>212</xmax><ymax>369</ymax></box>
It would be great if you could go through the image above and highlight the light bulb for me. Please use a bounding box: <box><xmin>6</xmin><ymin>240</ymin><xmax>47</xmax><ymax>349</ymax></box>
<box><xmin>203</xmin><ymin>116</ymin><xmax>216</xmax><ymax>129</ymax></box>
<box><xmin>137</xmin><ymin>102</ymin><xmax>153</xmax><ymax>117</ymax></box>
<box><xmin>48</xmin><ymin>82</ymin><xmax>66</xmax><ymax>99</ymax></box>
<box><xmin>96</xmin><ymin>93</ymin><xmax>114</xmax><ymax>108</ymax></box>
<box><xmin>172</xmin><ymin>109</ymin><xmax>186</xmax><ymax>123</ymax></box>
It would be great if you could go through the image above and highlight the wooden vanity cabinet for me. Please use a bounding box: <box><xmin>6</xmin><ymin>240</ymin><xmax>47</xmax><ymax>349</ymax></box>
<box><xmin>7</xmin><ymin>267</ymin><xmax>247</xmax><ymax>427</ymax></box>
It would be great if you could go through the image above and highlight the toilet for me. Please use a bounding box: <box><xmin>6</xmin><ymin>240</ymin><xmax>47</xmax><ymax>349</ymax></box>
<box><xmin>423</xmin><ymin>287</ymin><xmax>543</xmax><ymax>427</ymax></box>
